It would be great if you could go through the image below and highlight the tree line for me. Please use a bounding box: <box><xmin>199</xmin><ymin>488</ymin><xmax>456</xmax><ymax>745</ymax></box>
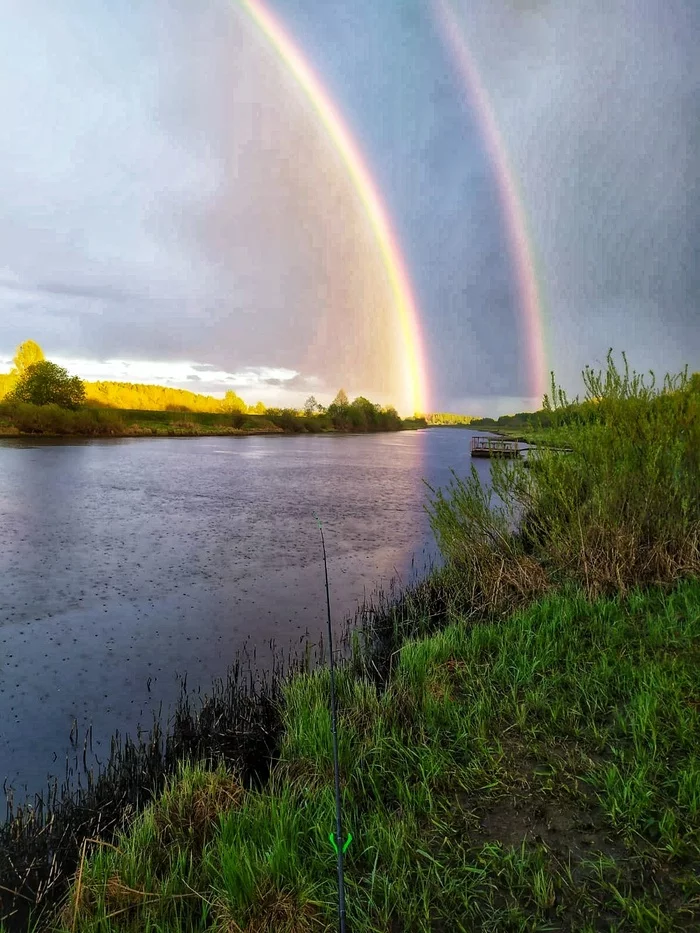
<box><xmin>272</xmin><ymin>389</ymin><xmax>402</xmax><ymax>432</ymax></box>
<box><xmin>0</xmin><ymin>341</ymin><xmax>407</xmax><ymax>433</ymax></box>
<box><xmin>0</xmin><ymin>343</ymin><xmax>260</xmax><ymax>413</ymax></box>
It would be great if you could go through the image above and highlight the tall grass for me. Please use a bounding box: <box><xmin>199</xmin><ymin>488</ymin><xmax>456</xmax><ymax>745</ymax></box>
<box><xmin>427</xmin><ymin>353</ymin><xmax>700</xmax><ymax>611</ymax></box>
<box><xmin>0</xmin><ymin>659</ymin><xmax>285</xmax><ymax>933</ymax></box>
<box><xmin>55</xmin><ymin>580</ymin><xmax>700</xmax><ymax>932</ymax></box>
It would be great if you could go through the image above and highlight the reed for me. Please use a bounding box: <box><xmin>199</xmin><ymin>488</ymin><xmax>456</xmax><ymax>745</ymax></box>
<box><xmin>0</xmin><ymin>653</ymin><xmax>287</xmax><ymax>932</ymax></box>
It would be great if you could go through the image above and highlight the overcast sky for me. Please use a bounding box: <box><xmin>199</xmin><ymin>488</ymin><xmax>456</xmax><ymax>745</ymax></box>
<box><xmin>1</xmin><ymin>0</ymin><xmax>697</xmax><ymax>414</ymax></box>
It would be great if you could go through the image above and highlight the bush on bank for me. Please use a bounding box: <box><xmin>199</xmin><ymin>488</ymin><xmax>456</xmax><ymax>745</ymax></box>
<box><xmin>427</xmin><ymin>353</ymin><xmax>700</xmax><ymax>615</ymax></box>
<box><xmin>0</xmin><ymin>402</ymin><xmax>125</xmax><ymax>435</ymax></box>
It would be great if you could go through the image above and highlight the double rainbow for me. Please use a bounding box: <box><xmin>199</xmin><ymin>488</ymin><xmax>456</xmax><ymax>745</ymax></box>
<box><xmin>433</xmin><ymin>0</ymin><xmax>547</xmax><ymax>401</ymax></box>
<box><xmin>237</xmin><ymin>0</ymin><xmax>547</xmax><ymax>411</ymax></box>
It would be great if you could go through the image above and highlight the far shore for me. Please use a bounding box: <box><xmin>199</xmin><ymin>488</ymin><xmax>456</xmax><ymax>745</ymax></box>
<box><xmin>0</xmin><ymin>424</ymin><xmax>429</xmax><ymax>440</ymax></box>
<box><xmin>0</xmin><ymin>401</ymin><xmax>429</xmax><ymax>439</ymax></box>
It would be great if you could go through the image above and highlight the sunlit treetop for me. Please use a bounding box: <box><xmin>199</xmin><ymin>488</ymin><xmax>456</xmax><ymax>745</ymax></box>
<box><xmin>12</xmin><ymin>340</ymin><xmax>45</xmax><ymax>375</ymax></box>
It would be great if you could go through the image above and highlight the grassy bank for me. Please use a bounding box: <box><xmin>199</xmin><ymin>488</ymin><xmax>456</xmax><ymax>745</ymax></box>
<box><xmin>42</xmin><ymin>580</ymin><xmax>700</xmax><ymax>932</ymax></box>
<box><xmin>0</xmin><ymin>404</ymin><xmax>426</xmax><ymax>438</ymax></box>
<box><xmin>0</xmin><ymin>405</ymin><xmax>281</xmax><ymax>437</ymax></box>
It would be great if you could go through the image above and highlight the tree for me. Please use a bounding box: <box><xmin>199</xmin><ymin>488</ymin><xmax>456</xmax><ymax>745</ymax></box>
<box><xmin>348</xmin><ymin>396</ymin><xmax>379</xmax><ymax>430</ymax></box>
<box><xmin>10</xmin><ymin>361</ymin><xmax>85</xmax><ymax>409</ymax></box>
<box><xmin>332</xmin><ymin>388</ymin><xmax>349</xmax><ymax>408</ymax></box>
<box><xmin>220</xmin><ymin>389</ymin><xmax>246</xmax><ymax>413</ymax></box>
<box><xmin>303</xmin><ymin>395</ymin><xmax>319</xmax><ymax>416</ymax></box>
<box><xmin>12</xmin><ymin>340</ymin><xmax>45</xmax><ymax>375</ymax></box>
<box><xmin>250</xmin><ymin>400</ymin><xmax>267</xmax><ymax>414</ymax></box>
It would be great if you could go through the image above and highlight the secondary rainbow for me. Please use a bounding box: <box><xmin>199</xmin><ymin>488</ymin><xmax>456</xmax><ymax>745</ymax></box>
<box><xmin>237</xmin><ymin>0</ymin><xmax>428</xmax><ymax>415</ymax></box>
<box><xmin>433</xmin><ymin>0</ymin><xmax>548</xmax><ymax>400</ymax></box>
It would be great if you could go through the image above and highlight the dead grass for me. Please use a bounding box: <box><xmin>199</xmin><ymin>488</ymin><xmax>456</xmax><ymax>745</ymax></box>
<box><xmin>214</xmin><ymin>886</ymin><xmax>328</xmax><ymax>933</ymax></box>
<box><xmin>152</xmin><ymin>769</ymin><xmax>244</xmax><ymax>854</ymax></box>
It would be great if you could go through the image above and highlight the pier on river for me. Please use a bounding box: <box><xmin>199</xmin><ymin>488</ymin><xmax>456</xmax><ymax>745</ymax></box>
<box><xmin>470</xmin><ymin>435</ymin><xmax>521</xmax><ymax>459</ymax></box>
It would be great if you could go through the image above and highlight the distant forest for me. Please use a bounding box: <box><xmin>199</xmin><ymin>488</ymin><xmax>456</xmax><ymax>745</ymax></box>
<box><xmin>425</xmin><ymin>413</ymin><xmax>478</xmax><ymax>425</ymax></box>
<box><xmin>0</xmin><ymin>341</ymin><xmax>414</xmax><ymax>434</ymax></box>
<box><xmin>0</xmin><ymin>371</ymin><xmax>253</xmax><ymax>414</ymax></box>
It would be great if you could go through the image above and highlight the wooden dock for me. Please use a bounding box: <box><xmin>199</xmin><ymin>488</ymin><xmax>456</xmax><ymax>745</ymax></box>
<box><xmin>470</xmin><ymin>435</ymin><xmax>521</xmax><ymax>459</ymax></box>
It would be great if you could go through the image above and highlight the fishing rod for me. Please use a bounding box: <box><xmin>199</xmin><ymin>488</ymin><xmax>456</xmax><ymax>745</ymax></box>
<box><xmin>315</xmin><ymin>516</ymin><xmax>351</xmax><ymax>933</ymax></box>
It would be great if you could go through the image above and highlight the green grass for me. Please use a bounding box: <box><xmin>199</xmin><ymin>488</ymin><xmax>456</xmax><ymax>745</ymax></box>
<box><xmin>55</xmin><ymin>579</ymin><xmax>700</xmax><ymax>932</ymax></box>
<box><xmin>111</xmin><ymin>409</ymin><xmax>244</xmax><ymax>426</ymax></box>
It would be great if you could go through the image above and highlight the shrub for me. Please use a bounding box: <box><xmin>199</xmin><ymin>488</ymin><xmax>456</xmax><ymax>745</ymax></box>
<box><xmin>1</xmin><ymin>402</ymin><xmax>123</xmax><ymax>435</ymax></box>
<box><xmin>427</xmin><ymin>352</ymin><xmax>700</xmax><ymax>614</ymax></box>
<box><xmin>9</xmin><ymin>361</ymin><xmax>85</xmax><ymax>409</ymax></box>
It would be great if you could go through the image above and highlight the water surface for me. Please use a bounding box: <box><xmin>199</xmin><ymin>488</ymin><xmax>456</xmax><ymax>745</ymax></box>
<box><xmin>0</xmin><ymin>429</ymin><xmax>491</xmax><ymax>802</ymax></box>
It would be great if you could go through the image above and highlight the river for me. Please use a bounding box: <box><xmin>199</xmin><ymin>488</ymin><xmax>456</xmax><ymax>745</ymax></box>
<box><xmin>0</xmin><ymin>428</ymin><xmax>493</xmax><ymax>805</ymax></box>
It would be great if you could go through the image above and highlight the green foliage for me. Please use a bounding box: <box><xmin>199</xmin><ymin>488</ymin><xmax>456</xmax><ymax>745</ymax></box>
<box><xmin>9</xmin><ymin>360</ymin><xmax>85</xmax><ymax>409</ymax></box>
<box><xmin>303</xmin><ymin>395</ymin><xmax>321</xmax><ymax>415</ymax></box>
<box><xmin>401</xmin><ymin>415</ymin><xmax>428</xmax><ymax>430</ymax></box>
<box><xmin>264</xmin><ymin>407</ymin><xmax>311</xmax><ymax>433</ymax></box>
<box><xmin>324</xmin><ymin>396</ymin><xmax>401</xmax><ymax>432</ymax></box>
<box><xmin>469</xmin><ymin>411</ymin><xmax>556</xmax><ymax>432</ymax></box>
<box><xmin>2</xmin><ymin>402</ymin><xmax>122</xmax><ymax>435</ymax></box>
<box><xmin>60</xmin><ymin>581</ymin><xmax>700</xmax><ymax>932</ymax></box>
<box><xmin>468</xmin><ymin>415</ymin><xmax>497</xmax><ymax>427</ymax></box>
<box><xmin>428</xmin><ymin>351</ymin><xmax>700</xmax><ymax>612</ymax></box>
<box><xmin>11</xmin><ymin>339</ymin><xmax>45</xmax><ymax>374</ymax></box>
<box><xmin>263</xmin><ymin>396</ymin><xmax>402</xmax><ymax>434</ymax></box>
<box><xmin>0</xmin><ymin>404</ymin><xmax>289</xmax><ymax>437</ymax></box>
<box><xmin>0</xmin><ymin>399</ymin><xmax>404</xmax><ymax>437</ymax></box>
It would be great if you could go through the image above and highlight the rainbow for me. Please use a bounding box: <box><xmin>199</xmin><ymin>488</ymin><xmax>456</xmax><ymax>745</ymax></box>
<box><xmin>433</xmin><ymin>0</ymin><xmax>548</xmax><ymax>400</ymax></box>
<box><xmin>236</xmin><ymin>0</ymin><xmax>429</xmax><ymax>415</ymax></box>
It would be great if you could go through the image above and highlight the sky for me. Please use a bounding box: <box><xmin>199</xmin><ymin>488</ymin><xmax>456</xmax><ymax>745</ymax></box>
<box><xmin>0</xmin><ymin>0</ymin><xmax>698</xmax><ymax>415</ymax></box>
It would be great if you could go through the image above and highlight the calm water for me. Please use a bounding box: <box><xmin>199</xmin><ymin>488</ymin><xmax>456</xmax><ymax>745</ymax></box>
<box><xmin>0</xmin><ymin>428</ymin><xmax>492</xmax><ymax>803</ymax></box>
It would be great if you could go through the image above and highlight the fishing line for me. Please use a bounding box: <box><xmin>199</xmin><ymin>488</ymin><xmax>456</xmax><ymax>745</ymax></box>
<box><xmin>315</xmin><ymin>515</ymin><xmax>352</xmax><ymax>933</ymax></box>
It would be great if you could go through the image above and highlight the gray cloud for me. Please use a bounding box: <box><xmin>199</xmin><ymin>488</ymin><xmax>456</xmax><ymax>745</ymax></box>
<box><xmin>261</xmin><ymin>373</ymin><xmax>315</xmax><ymax>389</ymax></box>
<box><xmin>0</xmin><ymin>0</ymin><xmax>697</xmax><ymax>414</ymax></box>
<box><xmin>38</xmin><ymin>282</ymin><xmax>130</xmax><ymax>302</ymax></box>
<box><xmin>445</xmin><ymin>0</ymin><xmax>700</xmax><ymax>400</ymax></box>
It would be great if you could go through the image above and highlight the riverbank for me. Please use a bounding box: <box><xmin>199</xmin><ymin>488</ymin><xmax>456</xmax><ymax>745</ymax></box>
<box><xmin>487</xmin><ymin>425</ymin><xmax>573</xmax><ymax>448</ymax></box>
<box><xmin>0</xmin><ymin>404</ymin><xmax>428</xmax><ymax>438</ymax></box>
<box><xmin>63</xmin><ymin>582</ymin><xmax>700</xmax><ymax>931</ymax></box>
<box><xmin>3</xmin><ymin>576</ymin><xmax>697</xmax><ymax>932</ymax></box>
